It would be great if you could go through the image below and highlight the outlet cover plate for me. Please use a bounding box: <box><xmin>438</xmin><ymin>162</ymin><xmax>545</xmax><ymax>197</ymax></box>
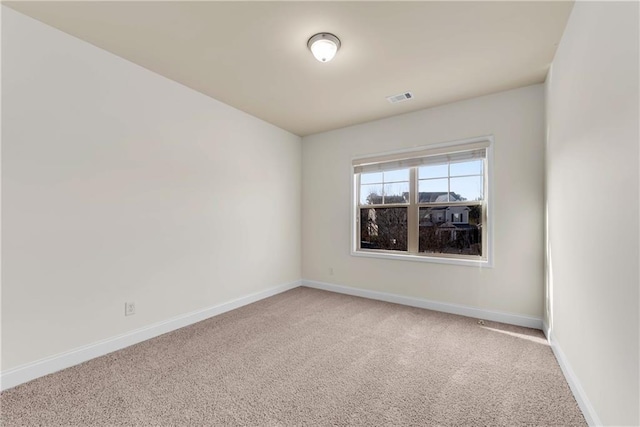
<box><xmin>125</xmin><ymin>302</ymin><xmax>136</xmax><ymax>316</ymax></box>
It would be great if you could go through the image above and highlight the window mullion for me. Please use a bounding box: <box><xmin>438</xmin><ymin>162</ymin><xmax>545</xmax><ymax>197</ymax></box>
<box><xmin>407</xmin><ymin>167</ymin><xmax>418</xmax><ymax>253</ymax></box>
<box><xmin>447</xmin><ymin>162</ymin><xmax>451</xmax><ymax>202</ymax></box>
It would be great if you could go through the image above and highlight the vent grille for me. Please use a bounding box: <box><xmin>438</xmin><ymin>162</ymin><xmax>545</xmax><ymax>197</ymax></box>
<box><xmin>386</xmin><ymin>92</ymin><xmax>414</xmax><ymax>104</ymax></box>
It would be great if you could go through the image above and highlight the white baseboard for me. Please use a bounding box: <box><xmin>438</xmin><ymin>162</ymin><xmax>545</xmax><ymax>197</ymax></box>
<box><xmin>546</xmin><ymin>331</ymin><xmax>602</xmax><ymax>427</ymax></box>
<box><xmin>2</xmin><ymin>278</ymin><xmax>601</xmax><ymax>426</ymax></box>
<box><xmin>542</xmin><ymin>320</ymin><xmax>550</xmax><ymax>340</ymax></box>
<box><xmin>302</xmin><ymin>279</ymin><xmax>543</xmax><ymax>330</ymax></box>
<box><xmin>0</xmin><ymin>280</ymin><xmax>301</xmax><ymax>391</ymax></box>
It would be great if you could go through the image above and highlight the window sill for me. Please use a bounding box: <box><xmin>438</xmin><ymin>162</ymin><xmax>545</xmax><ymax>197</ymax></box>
<box><xmin>351</xmin><ymin>249</ymin><xmax>493</xmax><ymax>268</ymax></box>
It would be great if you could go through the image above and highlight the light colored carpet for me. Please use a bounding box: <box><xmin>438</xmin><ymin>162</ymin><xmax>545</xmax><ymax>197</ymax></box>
<box><xmin>1</xmin><ymin>287</ymin><xmax>585</xmax><ymax>426</ymax></box>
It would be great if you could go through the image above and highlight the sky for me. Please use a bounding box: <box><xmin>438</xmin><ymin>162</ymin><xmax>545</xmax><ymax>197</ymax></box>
<box><xmin>360</xmin><ymin>160</ymin><xmax>484</xmax><ymax>204</ymax></box>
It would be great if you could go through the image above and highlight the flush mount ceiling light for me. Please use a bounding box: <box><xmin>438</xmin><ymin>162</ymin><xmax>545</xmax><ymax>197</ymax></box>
<box><xmin>307</xmin><ymin>33</ymin><xmax>341</xmax><ymax>63</ymax></box>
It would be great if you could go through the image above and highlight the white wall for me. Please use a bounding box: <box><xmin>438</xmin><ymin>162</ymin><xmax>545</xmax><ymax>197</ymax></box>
<box><xmin>545</xmin><ymin>2</ymin><xmax>639</xmax><ymax>426</ymax></box>
<box><xmin>1</xmin><ymin>7</ymin><xmax>301</xmax><ymax>371</ymax></box>
<box><xmin>302</xmin><ymin>85</ymin><xmax>545</xmax><ymax>319</ymax></box>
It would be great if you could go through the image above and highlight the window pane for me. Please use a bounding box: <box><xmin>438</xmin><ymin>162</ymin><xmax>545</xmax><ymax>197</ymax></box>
<box><xmin>450</xmin><ymin>176</ymin><xmax>483</xmax><ymax>201</ymax></box>
<box><xmin>361</xmin><ymin>172</ymin><xmax>383</xmax><ymax>185</ymax></box>
<box><xmin>419</xmin><ymin>205</ymin><xmax>482</xmax><ymax>256</ymax></box>
<box><xmin>360</xmin><ymin>207</ymin><xmax>408</xmax><ymax>251</ymax></box>
<box><xmin>450</xmin><ymin>160</ymin><xmax>483</xmax><ymax>177</ymax></box>
<box><xmin>419</xmin><ymin>164</ymin><xmax>448</xmax><ymax>179</ymax></box>
<box><xmin>383</xmin><ymin>169</ymin><xmax>409</xmax><ymax>182</ymax></box>
<box><xmin>418</xmin><ymin>178</ymin><xmax>449</xmax><ymax>202</ymax></box>
<box><xmin>360</xmin><ymin>184</ymin><xmax>383</xmax><ymax>205</ymax></box>
<box><xmin>383</xmin><ymin>182</ymin><xmax>409</xmax><ymax>204</ymax></box>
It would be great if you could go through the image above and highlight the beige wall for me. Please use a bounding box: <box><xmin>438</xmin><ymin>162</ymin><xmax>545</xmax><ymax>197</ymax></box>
<box><xmin>302</xmin><ymin>85</ymin><xmax>545</xmax><ymax>318</ymax></box>
<box><xmin>1</xmin><ymin>7</ymin><xmax>301</xmax><ymax>371</ymax></box>
<box><xmin>545</xmin><ymin>2</ymin><xmax>639</xmax><ymax>425</ymax></box>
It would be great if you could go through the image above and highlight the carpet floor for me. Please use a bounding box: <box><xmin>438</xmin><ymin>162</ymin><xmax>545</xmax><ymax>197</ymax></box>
<box><xmin>1</xmin><ymin>287</ymin><xmax>586</xmax><ymax>426</ymax></box>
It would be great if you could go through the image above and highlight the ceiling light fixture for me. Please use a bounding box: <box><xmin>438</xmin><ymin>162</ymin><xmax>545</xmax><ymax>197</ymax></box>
<box><xmin>307</xmin><ymin>33</ymin><xmax>341</xmax><ymax>63</ymax></box>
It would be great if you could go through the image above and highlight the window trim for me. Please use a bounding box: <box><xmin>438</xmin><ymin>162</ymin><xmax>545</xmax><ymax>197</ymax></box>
<box><xmin>350</xmin><ymin>135</ymin><xmax>494</xmax><ymax>268</ymax></box>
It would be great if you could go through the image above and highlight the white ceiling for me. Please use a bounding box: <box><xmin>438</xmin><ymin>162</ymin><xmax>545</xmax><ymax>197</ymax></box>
<box><xmin>5</xmin><ymin>1</ymin><xmax>574</xmax><ymax>136</ymax></box>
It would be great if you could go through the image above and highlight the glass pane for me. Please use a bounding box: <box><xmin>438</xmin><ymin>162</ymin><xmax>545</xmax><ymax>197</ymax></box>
<box><xmin>450</xmin><ymin>176</ymin><xmax>483</xmax><ymax>202</ymax></box>
<box><xmin>419</xmin><ymin>205</ymin><xmax>482</xmax><ymax>256</ymax></box>
<box><xmin>360</xmin><ymin>184</ymin><xmax>383</xmax><ymax>205</ymax></box>
<box><xmin>450</xmin><ymin>160</ymin><xmax>483</xmax><ymax>177</ymax></box>
<box><xmin>383</xmin><ymin>182</ymin><xmax>409</xmax><ymax>204</ymax></box>
<box><xmin>360</xmin><ymin>207</ymin><xmax>408</xmax><ymax>251</ymax></box>
<box><xmin>419</xmin><ymin>164</ymin><xmax>448</xmax><ymax>179</ymax></box>
<box><xmin>383</xmin><ymin>169</ymin><xmax>409</xmax><ymax>182</ymax></box>
<box><xmin>418</xmin><ymin>178</ymin><xmax>449</xmax><ymax>202</ymax></box>
<box><xmin>360</xmin><ymin>172</ymin><xmax>383</xmax><ymax>185</ymax></box>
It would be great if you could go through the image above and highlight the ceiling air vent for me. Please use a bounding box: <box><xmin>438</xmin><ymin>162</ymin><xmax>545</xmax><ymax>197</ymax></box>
<box><xmin>386</xmin><ymin>91</ymin><xmax>414</xmax><ymax>104</ymax></box>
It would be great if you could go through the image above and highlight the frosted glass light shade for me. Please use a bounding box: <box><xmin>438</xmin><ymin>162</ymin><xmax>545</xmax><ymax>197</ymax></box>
<box><xmin>307</xmin><ymin>33</ymin><xmax>341</xmax><ymax>63</ymax></box>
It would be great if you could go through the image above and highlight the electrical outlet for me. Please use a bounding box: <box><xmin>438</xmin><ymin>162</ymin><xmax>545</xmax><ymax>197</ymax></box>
<box><xmin>329</xmin><ymin>267</ymin><xmax>334</xmax><ymax>276</ymax></box>
<box><xmin>125</xmin><ymin>302</ymin><xmax>136</xmax><ymax>316</ymax></box>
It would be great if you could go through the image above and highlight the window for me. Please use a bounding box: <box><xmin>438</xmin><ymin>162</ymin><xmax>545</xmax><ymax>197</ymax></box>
<box><xmin>352</xmin><ymin>137</ymin><xmax>491</xmax><ymax>266</ymax></box>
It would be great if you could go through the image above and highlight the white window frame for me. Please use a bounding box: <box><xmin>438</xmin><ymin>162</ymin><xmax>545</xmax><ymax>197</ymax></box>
<box><xmin>351</xmin><ymin>135</ymin><xmax>494</xmax><ymax>268</ymax></box>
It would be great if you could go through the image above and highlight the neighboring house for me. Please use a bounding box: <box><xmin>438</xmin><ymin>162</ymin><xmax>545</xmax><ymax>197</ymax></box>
<box><xmin>417</xmin><ymin>194</ymin><xmax>481</xmax><ymax>254</ymax></box>
<box><xmin>360</xmin><ymin>191</ymin><xmax>481</xmax><ymax>254</ymax></box>
<box><xmin>417</xmin><ymin>191</ymin><xmax>466</xmax><ymax>203</ymax></box>
<box><xmin>420</xmin><ymin>206</ymin><xmax>471</xmax><ymax>225</ymax></box>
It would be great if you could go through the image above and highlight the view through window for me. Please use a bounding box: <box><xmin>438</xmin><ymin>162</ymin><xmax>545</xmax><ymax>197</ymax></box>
<box><xmin>353</xmin><ymin>138</ymin><xmax>490</xmax><ymax>264</ymax></box>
